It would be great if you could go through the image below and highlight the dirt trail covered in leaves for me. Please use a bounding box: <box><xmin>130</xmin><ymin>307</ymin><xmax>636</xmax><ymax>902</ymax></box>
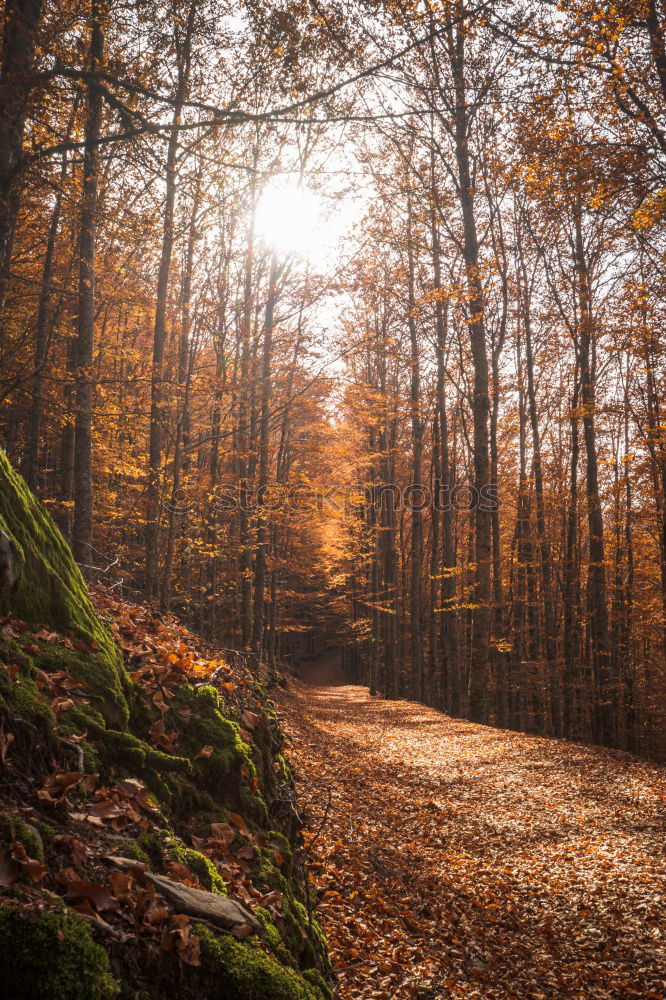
<box><xmin>277</xmin><ymin>660</ymin><xmax>666</xmax><ymax>1000</ymax></box>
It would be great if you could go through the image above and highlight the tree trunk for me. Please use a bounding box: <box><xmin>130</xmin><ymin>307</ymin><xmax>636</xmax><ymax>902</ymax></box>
<box><xmin>0</xmin><ymin>0</ymin><xmax>42</xmax><ymax>337</ymax></box>
<box><xmin>430</xmin><ymin>190</ymin><xmax>460</xmax><ymax>715</ymax></box>
<box><xmin>449</xmin><ymin>23</ymin><xmax>491</xmax><ymax>722</ymax></box>
<box><xmin>251</xmin><ymin>254</ymin><xmax>279</xmax><ymax>653</ymax></box>
<box><xmin>72</xmin><ymin>11</ymin><xmax>104</xmax><ymax>567</ymax></box>
<box><xmin>162</xmin><ymin>166</ymin><xmax>201</xmax><ymax>606</ymax></box>
<box><xmin>237</xmin><ymin>174</ymin><xmax>258</xmax><ymax>648</ymax></box>
<box><xmin>574</xmin><ymin>207</ymin><xmax>614</xmax><ymax>746</ymax></box>
<box><xmin>406</xmin><ymin>185</ymin><xmax>424</xmax><ymax>702</ymax></box>
<box><xmin>145</xmin><ymin>1</ymin><xmax>196</xmax><ymax>597</ymax></box>
<box><xmin>522</xmin><ymin>276</ymin><xmax>560</xmax><ymax>734</ymax></box>
<box><xmin>25</xmin><ymin>152</ymin><xmax>67</xmax><ymax>490</ymax></box>
<box><xmin>563</xmin><ymin>371</ymin><xmax>581</xmax><ymax>739</ymax></box>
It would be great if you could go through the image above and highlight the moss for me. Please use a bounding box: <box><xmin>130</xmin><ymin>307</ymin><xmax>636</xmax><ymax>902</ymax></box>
<box><xmin>96</xmin><ymin>727</ymin><xmax>147</xmax><ymax>772</ymax></box>
<box><xmin>302</xmin><ymin>969</ymin><xmax>332</xmax><ymax>1000</ymax></box>
<box><xmin>60</xmin><ymin>699</ymin><xmax>106</xmax><ymax>734</ymax></box>
<box><xmin>274</xmin><ymin>753</ymin><xmax>291</xmax><ymax>782</ymax></box>
<box><xmin>0</xmin><ymin>450</ymin><xmax>128</xmax><ymax>728</ymax></box>
<box><xmin>0</xmin><ymin>656</ymin><xmax>55</xmax><ymax>767</ymax></box>
<box><xmin>175</xmin><ymin>685</ymin><xmax>251</xmax><ymax>769</ymax></box>
<box><xmin>195</xmin><ymin>924</ymin><xmax>326</xmax><ymax>1000</ymax></box>
<box><xmin>161</xmin><ymin>833</ymin><xmax>226</xmax><ymax>894</ymax></box>
<box><xmin>172</xmin><ymin>684</ymin><xmax>267</xmax><ymax>820</ymax></box>
<box><xmin>255</xmin><ymin>906</ymin><xmax>292</xmax><ymax>966</ymax></box>
<box><xmin>114</xmin><ymin>838</ymin><xmax>150</xmax><ymax>865</ymax></box>
<box><xmin>94</xmin><ymin>728</ymin><xmax>190</xmax><ymax>780</ymax></box>
<box><xmin>253</xmin><ymin>851</ymin><xmax>328</xmax><ymax>976</ymax></box>
<box><xmin>256</xmin><ymin>849</ymin><xmax>290</xmax><ymax>896</ymax></box>
<box><xmin>136</xmin><ymin>830</ymin><xmax>226</xmax><ymax>894</ymax></box>
<box><xmin>0</xmin><ymin>905</ymin><xmax>120</xmax><ymax>999</ymax></box>
<box><xmin>135</xmin><ymin>830</ymin><xmax>162</xmax><ymax>867</ymax></box>
<box><xmin>34</xmin><ymin>818</ymin><xmax>57</xmax><ymax>855</ymax></box>
<box><xmin>0</xmin><ymin>812</ymin><xmax>44</xmax><ymax>861</ymax></box>
<box><xmin>268</xmin><ymin>831</ymin><xmax>293</xmax><ymax>869</ymax></box>
<box><xmin>0</xmin><ymin>668</ymin><xmax>53</xmax><ymax>732</ymax></box>
<box><xmin>32</xmin><ymin>641</ymin><xmax>127</xmax><ymax>730</ymax></box>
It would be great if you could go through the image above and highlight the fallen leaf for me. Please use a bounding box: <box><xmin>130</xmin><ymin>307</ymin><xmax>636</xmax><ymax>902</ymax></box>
<box><xmin>231</xmin><ymin>922</ymin><xmax>254</xmax><ymax>939</ymax></box>
<box><xmin>65</xmin><ymin>880</ymin><xmax>120</xmax><ymax>912</ymax></box>
<box><xmin>0</xmin><ymin>855</ymin><xmax>19</xmax><ymax>887</ymax></box>
<box><xmin>242</xmin><ymin>710</ymin><xmax>260</xmax><ymax>731</ymax></box>
<box><xmin>226</xmin><ymin>811</ymin><xmax>248</xmax><ymax>834</ymax></box>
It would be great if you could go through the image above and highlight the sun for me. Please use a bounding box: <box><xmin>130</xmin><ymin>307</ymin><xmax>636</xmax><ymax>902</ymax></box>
<box><xmin>255</xmin><ymin>180</ymin><xmax>324</xmax><ymax>261</ymax></box>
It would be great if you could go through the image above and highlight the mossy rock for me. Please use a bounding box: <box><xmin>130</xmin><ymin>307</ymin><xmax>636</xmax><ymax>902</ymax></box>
<box><xmin>150</xmin><ymin>830</ymin><xmax>227</xmax><ymax>894</ymax></box>
<box><xmin>195</xmin><ymin>924</ymin><xmax>328</xmax><ymax>1000</ymax></box>
<box><xmin>0</xmin><ymin>905</ymin><xmax>120</xmax><ymax>999</ymax></box>
<box><xmin>0</xmin><ymin>451</ymin><xmax>129</xmax><ymax>727</ymax></box>
<box><xmin>0</xmin><ymin>812</ymin><xmax>44</xmax><ymax>861</ymax></box>
<box><xmin>0</xmin><ymin>645</ymin><xmax>56</xmax><ymax>764</ymax></box>
<box><xmin>171</xmin><ymin>684</ymin><xmax>267</xmax><ymax>821</ymax></box>
<box><xmin>114</xmin><ymin>837</ymin><xmax>150</xmax><ymax>865</ymax></box>
<box><xmin>253</xmin><ymin>850</ymin><xmax>329</xmax><ymax>976</ymax></box>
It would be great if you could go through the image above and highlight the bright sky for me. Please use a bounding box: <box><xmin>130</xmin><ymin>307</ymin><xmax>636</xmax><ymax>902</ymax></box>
<box><xmin>254</xmin><ymin>176</ymin><xmax>363</xmax><ymax>272</ymax></box>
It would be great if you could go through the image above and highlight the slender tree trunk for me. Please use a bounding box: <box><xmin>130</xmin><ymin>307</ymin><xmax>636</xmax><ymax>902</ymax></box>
<box><xmin>574</xmin><ymin>208</ymin><xmax>614</xmax><ymax>746</ymax></box>
<box><xmin>25</xmin><ymin>152</ymin><xmax>67</xmax><ymax>489</ymax></box>
<box><xmin>490</xmin><ymin>329</ymin><xmax>506</xmax><ymax>724</ymax></box>
<box><xmin>0</xmin><ymin>0</ymin><xmax>42</xmax><ymax>337</ymax></box>
<box><xmin>522</xmin><ymin>277</ymin><xmax>560</xmax><ymax>734</ymax></box>
<box><xmin>510</xmin><ymin>333</ymin><xmax>530</xmax><ymax>732</ymax></box>
<box><xmin>162</xmin><ymin>167</ymin><xmax>201</xmax><ymax>606</ymax></box>
<box><xmin>430</xmin><ymin>171</ymin><xmax>460</xmax><ymax>715</ymax></box>
<box><xmin>237</xmin><ymin>171</ymin><xmax>258</xmax><ymax>647</ymax></box>
<box><xmin>406</xmin><ymin>185</ymin><xmax>424</xmax><ymax>702</ymax></box>
<box><xmin>72</xmin><ymin>11</ymin><xmax>104</xmax><ymax>566</ymax></box>
<box><xmin>145</xmin><ymin>1</ymin><xmax>196</xmax><ymax>597</ymax></box>
<box><xmin>621</xmin><ymin>376</ymin><xmax>636</xmax><ymax>748</ymax></box>
<box><xmin>643</xmin><ymin>344</ymin><xmax>666</xmax><ymax>664</ymax></box>
<box><xmin>563</xmin><ymin>371</ymin><xmax>581</xmax><ymax>739</ymax></box>
<box><xmin>449</xmin><ymin>23</ymin><xmax>491</xmax><ymax>722</ymax></box>
<box><xmin>378</xmin><ymin>317</ymin><xmax>398</xmax><ymax>699</ymax></box>
<box><xmin>251</xmin><ymin>254</ymin><xmax>279</xmax><ymax>653</ymax></box>
<box><xmin>429</xmin><ymin>415</ymin><xmax>441</xmax><ymax>704</ymax></box>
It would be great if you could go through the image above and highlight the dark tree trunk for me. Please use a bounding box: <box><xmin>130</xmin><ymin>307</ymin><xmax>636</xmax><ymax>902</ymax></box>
<box><xmin>406</xmin><ymin>186</ymin><xmax>424</xmax><ymax>702</ymax></box>
<box><xmin>430</xmin><ymin>191</ymin><xmax>460</xmax><ymax>716</ymax></box>
<box><xmin>251</xmin><ymin>254</ymin><xmax>279</xmax><ymax>653</ymax></box>
<box><xmin>25</xmin><ymin>153</ymin><xmax>67</xmax><ymax>490</ymax></box>
<box><xmin>574</xmin><ymin>208</ymin><xmax>614</xmax><ymax>746</ymax></box>
<box><xmin>448</xmin><ymin>24</ymin><xmax>491</xmax><ymax>722</ymax></box>
<box><xmin>0</xmin><ymin>0</ymin><xmax>42</xmax><ymax>336</ymax></box>
<box><xmin>563</xmin><ymin>371</ymin><xmax>581</xmax><ymax>739</ymax></box>
<box><xmin>162</xmin><ymin>166</ymin><xmax>201</xmax><ymax>607</ymax></box>
<box><xmin>145</xmin><ymin>1</ymin><xmax>196</xmax><ymax>597</ymax></box>
<box><xmin>522</xmin><ymin>277</ymin><xmax>560</xmax><ymax>734</ymax></box>
<box><xmin>72</xmin><ymin>12</ymin><xmax>104</xmax><ymax>567</ymax></box>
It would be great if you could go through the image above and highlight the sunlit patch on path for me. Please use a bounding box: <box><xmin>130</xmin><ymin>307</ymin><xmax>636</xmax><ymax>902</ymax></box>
<box><xmin>277</xmin><ymin>662</ymin><xmax>666</xmax><ymax>1000</ymax></box>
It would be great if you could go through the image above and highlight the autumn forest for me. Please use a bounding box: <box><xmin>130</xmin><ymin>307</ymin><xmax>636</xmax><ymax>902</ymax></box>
<box><xmin>0</xmin><ymin>1</ymin><xmax>665</xmax><ymax>996</ymax></box>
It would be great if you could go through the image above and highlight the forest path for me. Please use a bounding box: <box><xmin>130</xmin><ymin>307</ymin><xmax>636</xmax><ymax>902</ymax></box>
<box><xmin>276</xmin><ymin>668</ymin><xmax>666</xmax><ymax>1000</ymax></box>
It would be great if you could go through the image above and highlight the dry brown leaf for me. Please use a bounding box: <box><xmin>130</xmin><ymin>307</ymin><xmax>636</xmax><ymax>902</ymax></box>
<box><xmin>65</xmin><ymin>880</ymin><xmax>121</xmax><ymax>912</ymax></box>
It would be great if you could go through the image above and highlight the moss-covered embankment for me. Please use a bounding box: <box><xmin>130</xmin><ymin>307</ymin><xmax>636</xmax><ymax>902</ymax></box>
<box><xmin>0</xmin><ymin>450</ymin><xmax>330</xmax><ymax>1000</ymax></box>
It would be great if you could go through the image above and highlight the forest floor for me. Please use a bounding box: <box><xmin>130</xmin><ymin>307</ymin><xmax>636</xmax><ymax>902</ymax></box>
<box><xmin>276</xmin><ymin>651</ymin><xmax>666</xmax><ymax>1000</ymax></box>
